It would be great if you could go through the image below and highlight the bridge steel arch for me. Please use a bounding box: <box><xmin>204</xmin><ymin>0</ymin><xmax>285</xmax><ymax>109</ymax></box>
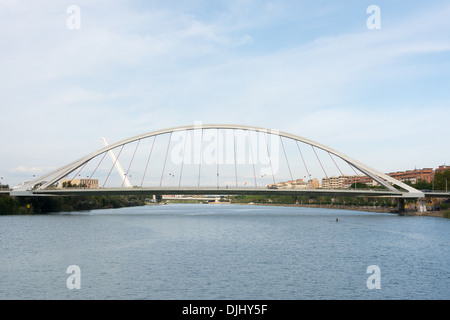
<box><xmin>12</xmin><ymin>124</ymin><xmax>424</xmax><ymax>198</ymax></box>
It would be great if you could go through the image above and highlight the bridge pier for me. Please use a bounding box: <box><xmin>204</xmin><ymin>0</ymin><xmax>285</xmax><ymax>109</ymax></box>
<box><xmin>398</xmin><ymin>198</ymin><xmax>406</xmax><ymax>215</ymax></box>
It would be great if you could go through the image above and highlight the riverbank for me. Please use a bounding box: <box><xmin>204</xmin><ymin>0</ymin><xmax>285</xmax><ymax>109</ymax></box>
<box><xmin>404</xmin><ymin>210</ymin><xmax>448</xmax><ymax>218</ymax></box>
<box><xmin>0</xmin><ymin>194</ymin><xmax>148</xmax><ymax>215</ymax></box>
<box><xmin>231</xmin><ymin>201</ymin><xmax>448</xmax><ymax>218</ymax></box>
<box><xmin>2</xmin><ymin>194</ymin><xmax>448</xmax><ymax>218</ymax></box>
<box><xmin>297</xmin><ymin>203</ymin><xmax>446</xmax><ymax>218</ymax></box>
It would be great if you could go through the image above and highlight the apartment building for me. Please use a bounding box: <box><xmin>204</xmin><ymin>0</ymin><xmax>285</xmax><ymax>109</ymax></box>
<box><xmin>435</xmin><ymin>165</ymin><xmax>450</xmax><ymax>174</ymax></box>
<box><xmin>60</xmin><ymin>178</ymin><xmax>99</xmax><ymax>189</ymax></box>
<box><xmin>321</xmin><ymin>176</ymin><xmax>347</xmax><ymax>189</ymax></box>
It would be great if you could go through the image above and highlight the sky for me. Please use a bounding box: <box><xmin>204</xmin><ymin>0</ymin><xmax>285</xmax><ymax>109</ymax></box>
<box><xmin>1</xmin><ymin>0</ymin><xmax>449</xmax><ymax>187</ymax></box>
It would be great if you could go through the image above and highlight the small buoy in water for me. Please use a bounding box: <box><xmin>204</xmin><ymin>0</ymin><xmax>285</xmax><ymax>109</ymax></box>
<box><xmin>336</xmin><ymin>218</ymin><xmax>339</xmax><ymax>222</ymax></box>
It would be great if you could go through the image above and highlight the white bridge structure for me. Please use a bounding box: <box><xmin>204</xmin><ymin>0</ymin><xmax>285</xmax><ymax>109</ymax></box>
<box><xmin>11</xmin><ymin>124</ymin><xmax>424</xmax><ymax>199</ymax></box>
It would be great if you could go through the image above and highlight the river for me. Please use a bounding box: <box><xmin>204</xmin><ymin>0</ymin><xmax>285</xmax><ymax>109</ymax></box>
<box><xmin>0</xmin><ymin>203</ymin><xmax>449</xmax><ymax>300</ymax></box>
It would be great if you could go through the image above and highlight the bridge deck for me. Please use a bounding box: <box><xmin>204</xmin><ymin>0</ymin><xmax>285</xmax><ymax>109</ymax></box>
<box><xmin>28</xmin><ymin>187</ymin><xmax>402</xmax><ymax>197</ymax></box>
<box><xmin>5</xmin><ymin>187</ymin><xmax>448</xmax><ymax>198</ymax></box>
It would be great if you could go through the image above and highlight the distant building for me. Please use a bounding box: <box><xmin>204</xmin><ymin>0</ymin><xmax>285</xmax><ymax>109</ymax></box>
<box><xmin>273</xmin><ymin>178</ymin><xmax>320</xmax><ymax>189</ymax></box>
<box><xmin>60</xmin><ymin>178</ymin><xmax>99</xmax><ymax>189</ymax></box>
<box><xmin>292</xmin><ymin>179</ymin><xmax>307</xmax><ymax>189</ymax></box>
<box><xmin>344</xmin><ymin>166</ymin><xmax>445</xmax><ymax>186</ymax></box>
<box><xmin>309</xmin><ymin>179</ymin><xmax>320</xmax><ymax>189</ymax></box>
<box><xmin>388</xmin><ymin>168</ymin><xmax>434</xmax><ymax>184</ymax></box>
<box><xmin>321</xmin><ymin>176</ymin><xmax>347</xmax><ymax>189</ymax></box>
<box><xmin>268</xmin><ymin>165</ymin><xmax>448</xmax><ymax>190</ymax></box>
<box><xmin>435</xmin><ymin>165</ymin><xmax>450</xmax><ymax>174</ymax></box>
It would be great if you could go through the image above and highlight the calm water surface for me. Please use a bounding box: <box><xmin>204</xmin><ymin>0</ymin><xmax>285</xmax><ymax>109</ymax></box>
<box><xmin>1</xmin><ymin>204</ymin><xmax>449</xmax><ymax>299</ymax></box>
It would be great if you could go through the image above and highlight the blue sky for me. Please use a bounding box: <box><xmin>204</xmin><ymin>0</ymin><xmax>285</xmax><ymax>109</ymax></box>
<box><xmin>1</xmin><ymin>0</ymin><xmax>449</xmax><ymax>187</ymax></box>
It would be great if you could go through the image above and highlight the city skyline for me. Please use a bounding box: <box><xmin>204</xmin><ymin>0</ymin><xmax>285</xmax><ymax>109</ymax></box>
<box><xmin>1</xmin><ymin>1</ymin><xmax>449</xmax><ymax>187</ymax></box>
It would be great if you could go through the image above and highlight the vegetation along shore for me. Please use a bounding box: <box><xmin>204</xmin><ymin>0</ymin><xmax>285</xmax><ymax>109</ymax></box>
<box><xmin>1</xmin><ymin>193</ymin><xmax>448</xmax><ymax>219</ymax></box>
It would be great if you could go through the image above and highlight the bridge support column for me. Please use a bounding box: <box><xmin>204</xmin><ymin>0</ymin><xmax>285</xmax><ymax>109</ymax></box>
<box><xmin>398</xmin><ymin>198</ymin><xmax>406</xmax><ymax>215</ymax></box>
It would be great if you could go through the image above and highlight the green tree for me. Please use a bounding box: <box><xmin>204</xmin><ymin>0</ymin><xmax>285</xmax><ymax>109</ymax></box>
<box><xmin>349</xmin><ymin>182</ymin><xmax>370</xmax><ymax>189</ymax></box>
<box><xmin>62</xmin><ymin>181</ymin><xmax>73</xmax><ymax>188</ymax></box>
<box><xmin>412</xmin><ymin>179</ymin><xmax>432</xmax><ymax>190</ymax></box>
<box><xmin>0</xmin><ymin>196</ymin><xmax>19</xmax><ymax>215</ymax></box>
<box><xmin>434</xmin><ymin>170</ymin><xmax>450</xmax><ymax>191</ymax></box>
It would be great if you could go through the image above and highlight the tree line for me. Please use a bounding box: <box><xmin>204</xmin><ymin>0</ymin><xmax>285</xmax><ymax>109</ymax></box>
<box><xmin>0</xmin><ymin>195</ymin><xmax>150</xmax><ymax>215</ymax></box>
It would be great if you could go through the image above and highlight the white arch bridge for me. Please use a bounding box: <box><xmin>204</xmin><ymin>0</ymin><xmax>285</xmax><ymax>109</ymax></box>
<box><xmin>11</xmin><ymin>124</ymin><xmax>424</xmax><ymax>200</ymax></box>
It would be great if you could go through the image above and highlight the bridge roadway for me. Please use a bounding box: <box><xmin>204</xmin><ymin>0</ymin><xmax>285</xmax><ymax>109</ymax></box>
<box><xmin>422</xmin><ymin>191</ymin><xmax>450</xmax><ymax>198</ymax></box>
<box><xmin>8</xmin><ymin>187</ymin><xmax>419</xmax><ymax>197</ymax></box>
<box><xmin>4</xmin><ymin>187</ymin><xmax>448</xmax><ymax>198</ymax></box>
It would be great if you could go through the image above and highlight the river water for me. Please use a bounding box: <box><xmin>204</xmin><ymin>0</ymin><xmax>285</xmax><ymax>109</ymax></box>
<box><xmin>0</xmin><ymin>203</ymin><xmax>449</xmax><ymax>300</ymax></box>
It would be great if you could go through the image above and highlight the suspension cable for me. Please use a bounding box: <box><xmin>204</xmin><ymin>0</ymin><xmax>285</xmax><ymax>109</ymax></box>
<box><xmin>248</xmin><ymin>130</ymin><xmax>257</xmax><ymax>187</ymax></box>
<box><xmin>264</xmin><ymin>131</ymin><xmax>276</xmax><ymax>185</ymax></box>
<box><xmin>234</xmin><ymin>129</ymin><xmax>238</xmax><ymax>187</ymax></box>
<box><xmin>178</xmin><ymin>130</ymin><xmax>188</xmax><ymax>187</ymax></box>
<box><xmin>346</xmin><ymin>161</ymin><xmax>360</xmax><ymax>190</ymax></box>
<box><xmin>296</xmin><ymin>140</ymin><xmax>311</xmax><ymax>182</ymax></box>
<box><xmin>197</xmin><ymin>128</ymin><xmax>203</xmax><ymax>187</ymax></box>
<box><xmin>88</xmin><ymin>152</ymin><xmax>107</xmax><ymax>183</ymax></box>
<box><xmin>70</xmin><ymin>161</ymin><xmax>88</xmax><ymax>182</ymax></box>
<box><xmin>280</xmin><ymin>136</ymin><xmax>293</xmax><ymax>182</ymax></box>
<box><xmin>217</xmin><ymin>128</ymin><xmax>219</xmax><ymax>188</ymax></box>
<box><xmin>328</xmin><ymin>152</ymin><xmax>344</xmax><ymax>177</ymax></box>
<box><xmin>122</xmin><ymin>140</ymin><xmax>140</xmax><ymax>187</ymax></box>
<box><xmin>141</xmin><ymin>135</ymin><xmax>156</xmax><ymax>187</ymax></box>
<box><xmin>312</xmin><ymin>146</ymin><xmax>328</xmax><ymax>180</ymax></box>
<box><xmin>160</xmin><ymin>132</ymin><xmax>172</xmax><ymax>187</ymax></box>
